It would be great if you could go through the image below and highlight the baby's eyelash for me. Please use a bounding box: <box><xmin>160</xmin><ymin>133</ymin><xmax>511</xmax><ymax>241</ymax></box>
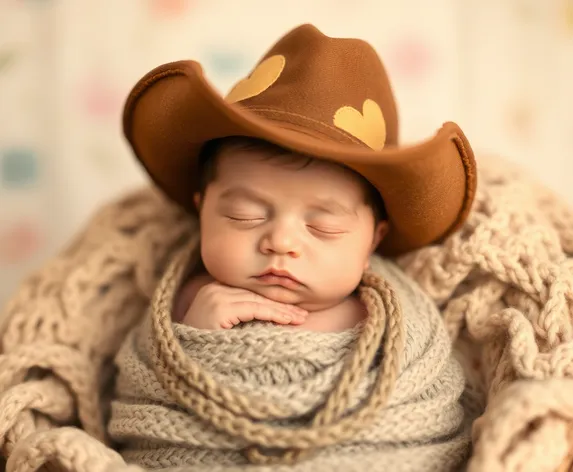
<box><xmin>307</xmin><ymin>225</ymin><xmax>345</xmax><ymax>235</ymax></box>
<box><xmin>226</xmin><ymin>217</ymin><xmax>345</xmax><ymax>235</ymax></box>
<box><xmin>226</xmin><ymin>216</ymin><xmax>264</xmax><ymax>223</ymax></box>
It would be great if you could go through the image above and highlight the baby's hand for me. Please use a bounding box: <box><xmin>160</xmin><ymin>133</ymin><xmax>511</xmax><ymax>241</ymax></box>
<box><xmin>182</xmin><ymin>281</ymin><xmax>308</xmax><ymax>329</ymax></box>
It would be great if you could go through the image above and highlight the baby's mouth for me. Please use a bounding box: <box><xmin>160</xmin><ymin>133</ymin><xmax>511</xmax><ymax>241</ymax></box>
<box><xmin>255</xmin><ymin>268</ymin><xmax>304</xmax><ymax>288</ymax></box>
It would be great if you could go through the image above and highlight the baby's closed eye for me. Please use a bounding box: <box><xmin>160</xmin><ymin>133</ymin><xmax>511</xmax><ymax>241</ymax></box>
<box><xmin>307</xmin><ymin>223</ymin><xmax>347</xmax><ymax>235</ymax></box>
<box><xmin>227</xmin><ymin>215</ymin><xmax>265</xmax><ymax>222</ymax></box>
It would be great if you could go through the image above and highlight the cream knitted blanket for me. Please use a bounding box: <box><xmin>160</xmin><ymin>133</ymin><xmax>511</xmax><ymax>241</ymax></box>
<box><xmin>107</xmin><ymin>239</ymin><xmax>470</xmax><ymax>471</ymax></box>
<box><xmin>1</xmin><ymin>155</ymin><xmax>573</xmax><ymax>472</ymax></box>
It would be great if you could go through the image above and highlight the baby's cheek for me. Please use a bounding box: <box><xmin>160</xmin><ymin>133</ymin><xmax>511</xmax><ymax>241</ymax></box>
<box><xmin>200</xmin><ymin>233</ymin><xmax>250</xmax><ymax>283</ymax></box>
<box><xmin>314</xmin><ymin>251</ymin><xmax>364</xmax><ymax>298</ymax></box>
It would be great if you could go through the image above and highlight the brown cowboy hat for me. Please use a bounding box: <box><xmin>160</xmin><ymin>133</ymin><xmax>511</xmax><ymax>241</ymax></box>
<box><xmin>123</xmin><ymin>23</ymin><xmax>476</xmax><ymax>256</ymax></box>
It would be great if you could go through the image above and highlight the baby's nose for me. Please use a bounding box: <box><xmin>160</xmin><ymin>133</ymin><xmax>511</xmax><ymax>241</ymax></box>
<box><xmin>261</xmin><ymin>226</ymin><xmax>302</xmax><ymax>258</ymax></box>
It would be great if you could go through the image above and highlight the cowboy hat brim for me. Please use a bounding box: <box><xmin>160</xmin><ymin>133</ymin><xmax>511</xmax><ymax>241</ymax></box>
<box><xmin>123</xmin><ymin>60</ymin><xmax>476</xmax><ymax>256</ymax></box>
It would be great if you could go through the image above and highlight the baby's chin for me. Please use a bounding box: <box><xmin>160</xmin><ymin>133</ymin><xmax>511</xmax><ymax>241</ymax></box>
<box><xmin>250</xmin><ymin>285</ymin><xmax>345</xmax><ymax>312</ymax></box>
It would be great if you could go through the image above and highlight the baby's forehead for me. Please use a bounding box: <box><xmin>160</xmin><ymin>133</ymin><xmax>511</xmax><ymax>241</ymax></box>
<box><xmin>216</xmin><ymin>149</ymin><xmax>355</xmax><ymax>179</ymax></box>
<box><xmin>214</xmin><ymin>153</ymin><xmax>367</xmax><ymax>208</ymax></box>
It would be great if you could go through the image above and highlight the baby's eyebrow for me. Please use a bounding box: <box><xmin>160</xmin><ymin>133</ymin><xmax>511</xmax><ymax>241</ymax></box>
<box><xmin>218</xmin><ymin>186</ymin><xmax>356</xmax><ymax>216</ymax></box>
<box><xmin>219</xmin><ymin>186</ymin><xmax>268</xmax><ymax>205</ymax></box>
<box><xmin>309</xmin><ymin>198</ymin><xmax>357</xmax><ymax>217</ymax></box>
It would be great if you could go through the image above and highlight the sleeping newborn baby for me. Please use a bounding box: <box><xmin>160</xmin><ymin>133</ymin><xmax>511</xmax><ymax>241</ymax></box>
<box><xmin>111</xmin><ymin>24</ymin><xmax>475</xmax><ymax>470</ymax></box>
<box><xmin>111</xmin><ymin>134</ymin><xmax>471</xmax><ymax>471</ymax></box>
<box><xmin>172</xmin><ymin>135</ymin><xmax>389</xmax><ymax>333</ymax></box>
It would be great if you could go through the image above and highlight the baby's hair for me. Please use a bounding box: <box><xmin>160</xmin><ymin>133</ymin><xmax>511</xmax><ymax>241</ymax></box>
<box><xmin>196</xmin><ymin>136</ymin><xmax>387</xmax><ymax>223</ymax></box>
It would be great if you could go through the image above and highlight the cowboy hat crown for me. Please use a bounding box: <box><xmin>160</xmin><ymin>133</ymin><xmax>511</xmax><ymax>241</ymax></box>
<box><xmin>223</xmin><ymin>23</ymin><xmax>398</xmax><ymax>151</ymax></box>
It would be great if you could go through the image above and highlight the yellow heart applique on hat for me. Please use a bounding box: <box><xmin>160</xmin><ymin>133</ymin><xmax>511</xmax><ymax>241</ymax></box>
<box><xmin>226</xmin><ymin>55</ymin><xmax>286</xmax><ymax>104</ymax></box>
<box><xmin>333</xmin><ymin>99</ymin><xmax>387</xmax><ymax>150</ymax></box>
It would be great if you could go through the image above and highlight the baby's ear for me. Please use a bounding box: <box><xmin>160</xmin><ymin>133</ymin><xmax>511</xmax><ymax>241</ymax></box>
<box><xmin>193</xmin><ymin>192</ymin><xmax>202</xmax><ymax>211</ymax></box>
<box><xmin>370</xmin><ymin>221</ymin><xmax>389</xmax><ymax>252</ymax></box>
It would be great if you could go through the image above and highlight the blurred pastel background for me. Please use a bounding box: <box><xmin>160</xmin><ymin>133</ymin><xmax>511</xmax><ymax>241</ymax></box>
<box><xmin>1</xmin><ymin>0</ymin><xmax>572</xmax><ymax>306</ymax></box>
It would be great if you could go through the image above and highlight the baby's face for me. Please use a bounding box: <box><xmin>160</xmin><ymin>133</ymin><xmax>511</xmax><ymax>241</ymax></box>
<box><xmin>196</xmin><ymin>149</ymin><xmax>386</xmax><ymax>311</ymax></box>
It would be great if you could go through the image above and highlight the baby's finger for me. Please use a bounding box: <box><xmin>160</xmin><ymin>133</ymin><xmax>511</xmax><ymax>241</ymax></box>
<box><xmin>240</xmin><ymin>290</ymin><xmax>308</xmax><ymax>316</ymax></box>
<box><xmin>232</xmin><ymin>302</ymin><xmax>306</xmax><ymax>325</ymax></box>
